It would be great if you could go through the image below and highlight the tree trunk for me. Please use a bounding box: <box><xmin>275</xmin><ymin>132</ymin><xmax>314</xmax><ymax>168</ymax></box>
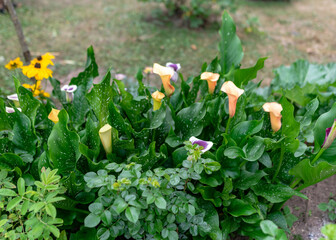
<box><xmin>4</xmin><ymin>0</ymin><xmax>31</xmax><ymax>63</ymax></box>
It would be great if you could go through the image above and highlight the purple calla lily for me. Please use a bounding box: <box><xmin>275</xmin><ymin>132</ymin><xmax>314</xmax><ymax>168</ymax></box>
<box><xmin>6</xmin><ymin>107</ymin><xmax>21</xmax><ymax>113</ymax></box>
<box><xmin>189</xmin><ymin>136</ymin><xmax>213</xmax><ymax>153</ymax></box>
<box><xmin>115</xmin><ymin>73</ymin><xmax>127</xmax><ymax>80</ymax></box>
<box><xmin>322</xmin><ymin>119</ymin><xmax>336</xmax><ymax>149</ymax></box>
<box><xmin>61</xmin><ymin>85</ymin><xmax>77</xmax><ymax>102</ymax></box>
<box><xmin>166</xmin><ymin>62</ymin><xmax>181</xmax><ymax>83</ymax></box>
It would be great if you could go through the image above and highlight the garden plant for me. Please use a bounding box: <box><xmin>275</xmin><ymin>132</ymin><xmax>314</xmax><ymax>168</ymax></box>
<box><xmin>1</xmin><ymin>11</ymin><xmax>336</xmax><ymax>240</ymax></box>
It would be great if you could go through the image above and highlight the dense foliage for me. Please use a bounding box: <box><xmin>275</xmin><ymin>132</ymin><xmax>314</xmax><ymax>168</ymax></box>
<box><xmin>1</xmin><ymin>11</ymin><xmax>336</xmax><ymax>239</ymax></box>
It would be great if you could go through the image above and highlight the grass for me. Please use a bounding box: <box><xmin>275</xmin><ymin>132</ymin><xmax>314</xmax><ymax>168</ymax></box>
<box><xmin>1</xmin><ymin>0</ymin><xmax>335</xmax><ymax>94</ymax></box>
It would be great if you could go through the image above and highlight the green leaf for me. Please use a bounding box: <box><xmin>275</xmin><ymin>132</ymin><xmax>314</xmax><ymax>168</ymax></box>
<box><xmin>17</xmin><ymin>178</ymin><xmax>25</xmax><ymax>196</ymax></box>
<box><xmin>176</xmin><ymin>102</ymin><xmax>206</xmax><ymax>139</ymax></box>
<box><xmin>224</xmin><ymin>146</ymin><xmax>245</xmax><ymax>159</ymax></box>
<box><xmin>231</xmin><ymin>57</ymin><xmax>267</xmax><ymax>87</ymax></box>
<box><xmin>7</xmin><ymin>196</ymin><xmax>22</xmax><ymax>211</ymax></box>
<box><xmin>89</xmin><ymin>202</ymin><xmax>103</xmax><ymax>215</ymax></box>
<box><xmin>289</xmin><ymin>158</ymin><xmax>336</xmax><ymax>190</ymax></box>
<box><xmin>48</xmin><ymin>110</ymin><xmax>81</xmax><ymax>175</ymax></box>
<box><xmin>313</xmin><ymin>103</ymin><xmax>336</xmax><ymax>162</ymax></box>
<box><xmin>280</xmin><ymin>97</ymin><xmax>300</xmax><ymax>139</ymax></box>
<box><xmin>49</xmin><ymin>78</ymin><xmax>66</xmax><ymax>103</ymax></box>
<box><xmin>84</xmin><ymin>213</ymin><xmax>101</xmax><ymax>228</ymax></box>
<box><xmin>46</xmin><ymin>203</ymin><xmax>57</xmax><ymax>218</ymax></box>
<box><xmin>113</xmin><ymin>198</ymin><xmax>128</xmax><ymax>214</ymax></box>
<box><xmin>0</xmin><ymin>153</ymin><xmax>25</xmax><ymax>171</ymax></box>
<box><xmin>17</xmin><ymin>86</ymin><xmax>41</xmax><ymax>126</ymax></box>
<box><xmin>235</xmin><ymin>170</ymin><xmax>267</xmax><ymax>190</ymax></box>
<box><xmin>297</xmin><ymin>98</ymin><xmax>319</xmax><ymax>128</ymax></box>
<box><xmin>230</xmin><ymin>119</ymin><xmax>263</xmax><ymax>144</ymax></box>
<box><xmin>69</xmin><ymin>46</ymin><xmax>99</xmax><ymax>127</ymax></box>
<box><xmin>219</xmin><ymin>11</ymin><xmax>244</xmax><ymax>74</ymax></box>
<box><xmin>260</xmin><ymin>220</ymin><xmax>278</xmax><ymax>236</ymax></box>
<box><xmin>155</xmin><ymin>196</ymin><xmax>167</xmax><ymax>209</ymax></box>
<box><xmin>228</xmin><ymin>199</ymin><xmax>257</xmax><ymax>217</ymax></box>
<box><xmin>0</xmin><ymin>189</ymin><xmax>17</xmax><ymax>196</ymax></box>
<box><xmin>86</xmin><ymin>70</ymin><xmax>114</xmax><ymax>128</ymax></box>
<box><xmin>108</xmin><ymin>101</ymin><xmax>132</xmax><ymax>138</ymax></box>
<box><xmin>243</xmin><ymin>136</ymin><xmax>265</xmax><ymax>161</ymax></box>
<box><xmin>125</xmin><ymin>206</ymin><xmax>140</xmax><ymax>223</ymax></box>
<box><xmin>251</xmin><ymin>182</ymin><xmax>307</xmax><ymax>203</ymax></box>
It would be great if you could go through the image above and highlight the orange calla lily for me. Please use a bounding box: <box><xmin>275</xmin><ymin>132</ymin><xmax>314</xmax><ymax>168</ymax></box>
<box><xmin>151</xmin><ymin>91</ymin><xmax>165</xmax><ymax>111</ymax></box>
<box><xmin>262</xmin><ymin>102</ymin><xmax>283</xmax><ymax>132</ymax></box>
<box><xmin>48</xmin><ymin>108</ymin><xmax>60</xmax><ymax>124</ymax></box>
<box><xmin>221</xmin><ymin>81</ymin><xmax>244</xmax><ymax>118</ymax></box>
<box><xmin>200</xmin><ymin>72</ymin><xmax>220</xmax><ymax>94</ymax></box>
<box><xmin>153</xmin><ymin>63</ymin><xmax>175</xmax><ymax>97</ymax></box>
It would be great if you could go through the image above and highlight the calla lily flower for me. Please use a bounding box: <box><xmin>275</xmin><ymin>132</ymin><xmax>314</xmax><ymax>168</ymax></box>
<box><xmin>99</xmin><ymin>124</ymin><xmax>113</xmax><ymax>154</ymax></box>
<box><xmin>221</xmin><ymin>81</ymin><xmax>244</xmax><ymax>118</ymax></box>
<box><xmin>153</xmin><ymin>63</ymin><xmax>175</xmax><ymax>97</ymax></box>
<box><xmin>323</xmin><ymin>119</ymin><xmax>336</xmax><ymax>149</ymax></box>
<box><xmin>151</xmin><ymin>91</ymin><xmax>165</xmax><ymax>111</ymax></box>
<box><xmin>61</xmin><ymin>85</ymin><xmax>77</xmax><ymax>103</ymax></box>
<box><xmin>201</xmin><ymin>72</ymin><xmax>220</xmax><ymax>94</ymax></box>
<box><xmin>189</xmin><ymin>136</ymin><xmax>213</xmax><ymax>153</ymax></box>
<box><xmin>166</xmin><ymin>62</ymin><xmax>181</xmax><ymax>83</ymax></box>
<box><xmin>5</xmin><ymin>107</ymin><xmax>22</xmax><ymax>113</ymax></box>
<box><xmin>48</xmin><ymin>108</ymin><xmax>60</xmax><ymax>124</ymax></box>
<box><xmin>7</xmin><ymin>93</ymin><xmax>20</xmax><ymax>107</ymax></box>
<box><xmin>262</xmin><ymin>102</ymin><xmax>283</xmax><ymax>132</ymax></box>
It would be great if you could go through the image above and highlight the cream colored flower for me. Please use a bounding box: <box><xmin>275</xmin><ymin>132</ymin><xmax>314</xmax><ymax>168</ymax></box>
<box><xmin>221</xmin><ymin>81</ymin><xmax>244</xmax><ymax>118</ymax></box>
<box><xmin>201</xmin><ymin>72</ymin><xmax>220</xmax><ymax>94</ymax></box>
<box><xmin>262</xmin><ymin>102</ymin><xmax>283</xmax><ymax>132</ymax></box>
<box><xmin>99</xmin><ymin>124</ymin><xmax>112</xmax><ymax>154</ymax></box>
<box><xmin>153</xmin><ymin>63</ymin><xmax>175</xmax><ymax>97</ymax></box>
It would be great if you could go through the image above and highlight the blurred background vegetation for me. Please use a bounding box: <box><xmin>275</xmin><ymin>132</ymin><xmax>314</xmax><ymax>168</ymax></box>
<box><xmin>0</xmin><ymin>0</ymin><xmax>335</xmax><ymax>94</ymax></box>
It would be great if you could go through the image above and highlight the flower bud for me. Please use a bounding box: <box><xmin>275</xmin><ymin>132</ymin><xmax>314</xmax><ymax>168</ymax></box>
<box><xmin>151</xmin><ymin>91</ymin><xmax>165</xmax><ymax>111</ymax></box>
<box><xmin>323</xmin><ymin>119</ymin><xmax>336</xmax><ymax>149</ymax></box>
<box><xmin>48</xmin><ymin>108</ymin><xmax>60</xmax><ymax>124</ymax></box>
<box><xmin>99</xmin><ymin>124</ymin><xmax>113</xmax><ymax>154</ymax></box>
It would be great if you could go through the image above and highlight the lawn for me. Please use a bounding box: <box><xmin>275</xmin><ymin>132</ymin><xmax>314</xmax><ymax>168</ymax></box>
<box><xmin>0</xmin><ymin>0</ymin><xmax>335</xmax><ymax>91</ymax></box>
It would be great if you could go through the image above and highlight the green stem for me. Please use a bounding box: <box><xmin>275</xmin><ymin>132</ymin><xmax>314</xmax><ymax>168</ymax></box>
<box><xmin>225</xmin><ymin>117</ymin><xmax>232</xmax><ymax>134</ymax></box>
<box><xmin>311</xmin><ymin>148</ymin><xmax>326</xmax><ymax>165</ymax></box>
<box><xmin>272</xmin><ymin>142</ymin><xmax>285</xmax><ymax>182</ymax></box>
<box><xmin>290</xmin><ymin>178</ymin><xmax>301</xmax><ymax>189</ymax></box>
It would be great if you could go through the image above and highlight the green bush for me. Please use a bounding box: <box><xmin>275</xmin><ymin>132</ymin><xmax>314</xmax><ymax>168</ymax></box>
<box><xmin>1</xmin><ymin>11</ymin><xmax>336</xmax><ymax>239</ymax></box>
<box><xmin>138</xmin><ymin>0</ymin><xmax>236</xmax><ymax>28</ymax></box>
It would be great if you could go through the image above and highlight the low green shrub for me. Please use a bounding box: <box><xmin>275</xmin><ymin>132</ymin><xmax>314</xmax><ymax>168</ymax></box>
<box><xmin>1</xmin><ymin>11</ymin><xmax>336</xmax><ymax>239</ymax></box>
<box><xmin>138</xmin><ymin>0</ymin><xmax>236</xmax><ymax>28</ymax></box>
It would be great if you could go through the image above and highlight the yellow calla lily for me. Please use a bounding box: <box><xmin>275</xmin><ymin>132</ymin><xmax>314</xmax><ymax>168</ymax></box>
<box><xmin>99</xmin><ymin>124</ymin><xmax>113</xmax><ymax>154</ymax></box>
<box><xmin>48</xmin><ymin>108</ymin><xmax>60</xmax><ymax>124</ymax></box>
<box><xmin>262</xmin><ymin>102</ymin><xmax>283</xmax><ymax>132</ymax></box>
<box><xmin>151</xmin><ymin>91</ymin><xmax>165</xmax><ymax>111</ymax></box>
<box><xmin>221</xmin><ymin>81</ymin><xmax>244</xmax><ymax>118</ymax></box>
<box><xmin>153</xmin><ymin>63</ymin><xmax>175</xmax><ymax>97</ymax></box>
<box><xmin>200</xmin><ymin>72</ymin><xmax>220</xmax><ymax>94</ymax></box>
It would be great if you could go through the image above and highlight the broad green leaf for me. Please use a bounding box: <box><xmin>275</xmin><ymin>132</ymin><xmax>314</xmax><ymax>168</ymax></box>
<box><xmin>48</xmin><ymin>110</ymin><xmax>81</xmax><ymax>175</ymax></box>
<box><xmin>0</xmin><ymin>98</ymin><xmax>11</xmax><ymax>131</ymax></box>
<box><xmin>46</xmin><ymin>203</ymin><xmax>57</xmax><ymax>218</ymax></box>
<box><xmin>49</xmin><ymin>78</ymin><xmax>66</xmax><ymax>103</ymax></box>
<box><xmin>154</xmin><ymin>196</ymin><xmax>167</xmax><ymax>209</ymax></box>
<box><xmin>260</xmin><ymin>220</ymin><xmax>278</xmax><ymax>236</ymax></box>
<box><xmin>113</xmin><ymin>198</ymin><xmax>128</xmax><ymax>214</ymax></box>
<box><xmin>235</xmin><ymin>170</ymin><xmax>267</xmax><ymax>190</ymax></box>
<box><xmin>108</xmin><ymin>101</ymin><xmax>132</xmax><ymax>138</ymax></box>
<box><xmin>289</xmin><ymin>158</ymin><xmax>336</xmax><ymax>190</ymax></box>
<box><xmin>17</xmin><ymin>177</ymin><xmax>25</xmax><ymax>196</ymax></box>
<box><xmin>219</xmin><ymin>11</ymin><xmax>244</xmax><ymax>74</ymax></box>
<box><xmin>17</xmin><ymin>86</ymin><xmax>40</xmax><ymax>126</ymax></box>
<box><xmin>251</xmin><ymin>182</ymin><xmax>307</xmax><ymax>203</ymax></box>
<box><xmin>228</xmin><ymin>199</ymin><xmax>256</xmax><ymax>217</ymax></box>
<box><xmin>297</xmin><ymin>98</ymin><xmax>319</xmax><ymax>128</ymax></box>
<box><xmin>0</xmin><ymin>189</ymin><xmax>17</xmax><ymax>196</ymax></box>
<box><xmin>313</xmin><ymin>103</ymin><xmax>336</xmax><ymax>162</ymax></box>
<box><xmin>230</xmin><ymin>119</ymin><xmax>263</xmax><ymax>144</ymax></box>
<box><xmin>84</xmin><ymin>213</ymin><xmax>101</xmax><ymax>228</ymax></box>
<box><xmin>176</xmin><ymin>102</ymin><xmax>206</xmax><ymax>139</ymax></box>
<box><xmin>69</xmin><ymin>46</ymin><xmax>99</xmax><ymax>127</ymax></box>
<box><xmin>0</xmin><ymin>153</ymin><xmax>25</xmax><ymax>170</ymax></box>
<box><xmin>7</xmin><ymin>196</ymin><xmax>22</xmax><ymax>210</ymax></box>
<box><xmin>280</xmin><ymin>97</ymin><xmax>300</xmax><ymax>139</ymax></box>
<box><xmin>197</xmin><ymin>186</ymin><xmax>222</xmax><ymax>207</ymax></box>
<box><xmin>243</xmin><ymin>136</ymin><xmax>265</xmax><ymax>162</ymax></box>
<box><xmin>231</xmin><ymin>57</ymin><xmax>267</xmax><ymax>87</ymax></box>
<box><xmin>86</xmin><ymin>70</ymin><xmax>114</xmax><ymax>128</ymax></box>
<box><xmin>125</xmin><ymin>206</ymin><xmax>140</xmax><ymax>223</ymax></box>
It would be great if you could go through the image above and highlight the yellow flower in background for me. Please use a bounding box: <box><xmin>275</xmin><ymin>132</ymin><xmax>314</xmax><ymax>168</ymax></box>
<box><xmin>31</xmin><ymin>53</ymin><xmax>55</xmax><ymax>67</ymax></box>
<box><xmin>201</xmin><ymin>72</ymin><xmax>220</xmax><ymax>94</ymax></box>
<box><xmin>151</xmin><ymin>90</ymin><xmax>165</xmax><ymax>111</ymax></box>
<box><xmin>22</xmin><ymin>81</ymin><xmax>50</xmax><ymax>98</ymax></box>
<box><xmin>22</xmin><ymin>62</ymin><xmax>53</xmax><ymax>81</ymax></box>
<box><xmin>48</xmin><ymin>108</ymin><xmax>60</xmax><ymax>124</ymax></box>
<box><xmin>221</xmin><ymin>81</ymin><xmax>244</xmax><ymax>118</ymax></box>
<box><xmin>143</xmin><ymin>66</ymin><xmax>153</xmax><ymax>74</ymax></box>
<box><xmin>263</xmin><ymin>102</ymin><xmax>283</xmax><ymax>132</ymax></box>
<box><xmin>5</xmin><ymin>57</ymin><xmax>23</xmax><ymax>70</ymax></box>
<box><xmin>153</xmin><ymin>63</ymin><xmax>175</xmax><ymax>97</ymax></box>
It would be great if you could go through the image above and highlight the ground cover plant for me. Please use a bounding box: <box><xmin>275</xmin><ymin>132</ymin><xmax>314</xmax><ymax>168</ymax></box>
<box><xmin>1</xmin><ymin>11</ymin><xmax>336</xmax><ymax>240</ymax></box>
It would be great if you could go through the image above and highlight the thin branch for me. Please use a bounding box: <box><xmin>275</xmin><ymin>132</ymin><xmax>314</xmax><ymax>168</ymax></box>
<box><xmin>4</xmin><ymin>0</ymin><xmax>31</xmax><ymax>63</ymax></box>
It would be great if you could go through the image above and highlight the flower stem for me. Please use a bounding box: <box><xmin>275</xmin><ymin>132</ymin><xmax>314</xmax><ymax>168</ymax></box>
<box><xmin>225</xmin><ymin>117</ymin><xmax>232</xmax><ymax>134</ymax></box>
<box><xmin>272</xmin><ymin>142</ymin><xmax>285</xmax><ymax>182</ymax></box>
<box><xmin>290</xmin><ymin>178</ymin><xmax>301</xmax><ymax>189</ymax></box>
<box><xmin>311</xmin><ymin>148</ymin><xmax>326</xmax><ymax>165</ymax></box>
